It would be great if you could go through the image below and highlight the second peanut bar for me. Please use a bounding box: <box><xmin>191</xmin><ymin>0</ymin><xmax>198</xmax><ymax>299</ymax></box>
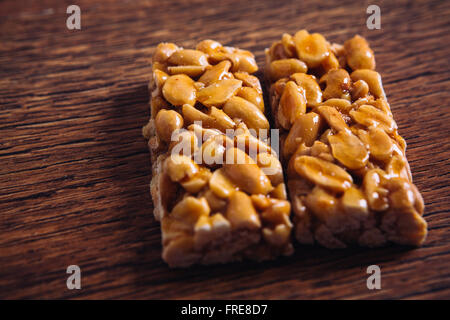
<box><xmin>143</xmin><ymin>41</ymin><xmax>293</xmax><ymax>267</ymax></box>
<box><xmin>265</xmin><ymin>30</ymin><xmax>427</xmax><ymax>249</ymax></box>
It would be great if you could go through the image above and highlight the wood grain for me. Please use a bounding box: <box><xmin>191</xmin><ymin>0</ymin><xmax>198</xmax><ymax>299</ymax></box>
<box><xmin>0</xmin><ymin>0</ymin><xmax>449</xmax><ymax>299</ymax></box>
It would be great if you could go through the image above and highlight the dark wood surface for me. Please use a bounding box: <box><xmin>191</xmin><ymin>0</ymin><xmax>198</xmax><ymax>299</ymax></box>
<box><xmin>1</xmin><ymin>0</ymin><xmax>449</xmax><ymax>300</ymax></box>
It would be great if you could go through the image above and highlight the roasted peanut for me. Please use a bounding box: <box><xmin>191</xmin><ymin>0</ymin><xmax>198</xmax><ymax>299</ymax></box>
<box><xmin>197</xmin><ymin>79</ymin><xmax>242</xmax><ymax>107</ymax></box>
<box><xmin>316</xmin><ymin>105</ymin><xmax>350</xmax><ymax>132</ymax></box>
<box><xmin>328</xmin><ymin>130</ymin><xmax>369</xmax><ymax>169</ymax></box>
<box><xmin>261</xmin><ymin>199</ymin><xmax>291</xmax><ymax>226</ymax></box>
<box><xmin>350</xmin><ymin>69</ymin><xmax>386</xmax><ymax>99</ymax></box>
<box><xmin>233</xmin><ymin>72</ymin><xmax>262</xmax><ymax>93</ymax></box>
<box><xmin>208</xmin><ymin>106</ymin><xmax>236</xmax><ymax>131</ymax></box>
<box><xmin>304</xmin><ymin>186</ymin><xmax>337</xmax><ymax>222</ymax></box>
<box><xmin>310</xmin><ymin>140</ymin><xmax>330</xmax><ymax>157</ymax></box>
<box><xmin>351</xmin><ymin>79</ymin><xmax>370</xmax><ymax>100</ymax></box>
<box><xmin>180</xmin><ymin>167</ymin><xmax>212</xmax><ymax>193</ymax></box>
<box><xmin>341</xmin><ymin>187</ymin><xmax>369</xmax><ymax>217</ymax></box>
<box><xmin>202</xmin><ymin>189</ymin><xmax>227</xmax><ymax>212</ymax></box>
<box><xmin>235</xmin><ymin>129</ymin><xmax>273</xmax><ymax>157</ymax></box>
<box><xmin>329</xmin><ymin>42</ymin><xmax>345</xmax><ymax>57</ymax></box>
<box><xmin>168</xmin><ymin>49</ymin><xmax>209</xmax><ymax>67</ymax></box>
<box><xmin>293</xmin><ymin>30</ymin><xmax>329</xmax><ymax>68</ymax></box>
<box><xmin>223</xmin><ymin>96</ymin><xmax>270</xmax><ymax>132</ymax></box>
<box><xmin>350</xmin><ymin>104</ymin><xmax>396</xmax><ymax>132</ymax></box>
<box><xmin>167</xmin><ymin>65</ymin><xmax>206</xmax><ymax>77</ymax></box>
<box><xmin>256</xmin><ymin>152</ymin><xmax>284</xmax><ymax>186</ymax></box>
<box><xmin>226</xmin><ymin>49</ymin><xmax>258</xmax><ymax>74</ymax></box>
<box><xmin>386</xmin><ymin>155</ymin><xmax>409</xmax><ymax>181</ymax></box>
<box><xmin>165</xmin><ymin>154</ymin><xmax>199</xmax><ymax>182</ymax></box>
<box><xmin>182</xmin><ymin>104</ymin><xmax>235</xmax><ymax>132</ymax></box>
<box><xmin>152</xmin><ymin>61</ymin><xmax>167</xmax><ymax>72</ymax></box>
<box><xmin>270</xmin><ymin>59</ymin><xmax>308</xmax><ymax>81</ymax></box>
<box><xmin>271</xmin><ymin>182</ymin><xmax>288</xmax><ymax>200</ymax></box>
<box><xmin>155</xmin><ymin>109</ymin><xmax>184</xmax><ymax>142</ymax></box>
<box><xmin>188</xmin><ymin>123</ymin><xmax>222</xmax><ymax>142</ymax></box>
<box><xmin>198</xmin><ymin>60</ymin><xmax>232</xmax><ymax>86</ymax></box>
<box><xmin>271</xmin><ymin>77</ymin><xmax>288</xmax><ymax>97</ymax></box>
<box><xmin>161</xmin><ymin>215</ymin><xmax>192</xmax><ymax>244</ymax></box>
<box><xmin>171</xmin><ymin>196</ymin><xmax>210</xmax><ymax>225</ymax></box>
<box><xmin>181</xmin><ymin>104</ymin><xmax>212</xmax><ymax>126</ymax></box>
<box><xmin>268</xmin><ymin>41</ymin><xmax>292</xmax><ymax>61</ymax></box>
<box><xmin>290</xmin><ymin>73</ymin><xmax>323</xmax><ymax>107</ymax></box>
<box><xmin>357</xmin><ymin>126</ymin><xmax>393</xmax><ymax>162</ymax></box>
<box><xmin>380</xmin><ymin>179</ymin><xmax>427</xmax><ymax>246</ymax></box>
<box><xmin>152</xmin><ymin>69</ymin><xmax>169</xmax><ymax>95</ymax></box>
<box><xmin>194</xmin><ymin>214</ymin><xmax>227</xmax><ymax>249</ymax></box>
<box><xmin>310</xmin><ymin>140</ymin><xmax>334</xmax><ymax>162</ymax></box>
<box><xmin>278</xmin><ymin>81</ymin><xmax>306</xmax><ymax>129</ymax></box>
<box><xmin>288</xmin><ymin>143</ymin><xmax>312</xmax><ymax>173</ymax></box>
<box><xmin>371</xmin><ymin>98</ymin><xmax>392</xmax><ymax>117</ymax></box>
<box><xmin>223</xmin><ymin>147</ymin><xmax>273</xmax><ymax>195</ymax></box>
<box><xmin>200</xmin><ymin>135</ymin><xmax>229</xmax><ymax>167</ymax></box>
<box><xmin>281</xmin><ymin>33</ymin><xmax>296</xmax><ymax>57</ymax></box>
<box><xmin>162</xmin><ymin>74</ymin><xmax>197</xmax><ymax>106</ymax></box>
<box><xmin>321</xmin><ymin>98</ymin><xmax>352</xmax><ymax>114</ymax></box>
<box><xmin>319</xmin><ymin>128</ymin><xmax>333</xmax><ymax>144</ymax></box>
<box><xmin>195</xmin><ymin>212</ymin><xmax>231</xmax><ymax>235</ymax></box>
<box><xmin>236</xmin><ymin>87</ymin><xmax>264</xmax><ymax>112</ymax></box>
<box><xmin>251</xmin><ymin>194</ymin><xmax>272</xmax><ymax>210</ymax></box>
<box><xmin>344</xmin><ymin>35</ymin><xmax>376</xmax><ymax>70</ymax></box>
<box><xmin>283</xmin><ymin>112</ymin><xmax>323</xmax><ymax>158</ymax></box>
<box><xmin>153</xmin><ymin>43</ymin><xmax>179</xmax><ymax>64</ymax></box>
<box><xmin>321</xmin><ymin>52</ymin><xmax>340</xmax><ymax>72</ymax></box>
<box><xmin>294</xmin><ymin>156</ymin><xmax>353</xmax><ymax>192</ymax></box>
<box><xmin>226</xmin><ymin>191</ymin><xmax>261</xmax><ymax>230</ymax></box>
<box><xmin>209</xmin><ymin>167</ymin><xmax>237</xmax><ymax>198</ymax></box>
<box><xmin>322</xmin><ymin>69</ymin><xmax>352</xmax><ymax>100</ymax></box>
<box><xmin>196</xmin><ymin>39</ymin><xmax>222</xmax><ymax>55</ymax></box>
<box><xmin>387</xmin><ymin>178</ymin><xmax>420</xmax><ymax>212</ymax></box>
<box><xmin>363</xmin><ymin>169</ymin><xmax>389</xmax><ymax>211</ymax></box>
<box><xmin>209</xmin><ymin>46</ymin><xmax>258</xmax><ymax>73</ymax></box>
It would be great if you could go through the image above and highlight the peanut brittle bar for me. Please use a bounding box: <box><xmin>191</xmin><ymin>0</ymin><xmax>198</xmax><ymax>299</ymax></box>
<box><xmin>265</xmin><ymin>31</ymin><xmax>427</xmax><ymax>248</ymax></box>
<box><xmin>143</xmin><ymin>41</ymin><xmax>293</xmax><ymax>267</ymax></box>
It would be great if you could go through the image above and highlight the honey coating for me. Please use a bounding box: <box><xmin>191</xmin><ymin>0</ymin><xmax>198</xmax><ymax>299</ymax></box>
<box><xmin>266</xmin><ymin>31</ymin><xmax>427</xmax><ymax>249</ymax></box>
<box><xmin>144</xmin><ymin>40</ymin><xmax>293</xmax><ymax>267</ymax></box>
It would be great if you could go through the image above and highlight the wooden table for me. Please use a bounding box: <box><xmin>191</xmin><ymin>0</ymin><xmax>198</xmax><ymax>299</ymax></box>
<box><xmin>1</xmin><ymin>0</ymin><xmax>449</xmax><ymax>299</ymax></box>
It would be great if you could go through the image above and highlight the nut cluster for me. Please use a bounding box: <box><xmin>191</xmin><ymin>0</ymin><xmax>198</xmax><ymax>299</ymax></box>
<box><xmin>266</xmin><ymin>30</ymin><xmax>427</xmax><ymax>248</ymax></box>
<box><xmin>144</xmin><ymin>40</ymin><xmax>293</xmax><ymax>267</ymax></box>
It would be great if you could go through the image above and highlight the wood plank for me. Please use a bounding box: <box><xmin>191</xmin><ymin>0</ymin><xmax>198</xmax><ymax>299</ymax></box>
<box><xmin>0</xmin><ymin>0</ymin><xmax>449</xmax><ymax>299</ymax></box>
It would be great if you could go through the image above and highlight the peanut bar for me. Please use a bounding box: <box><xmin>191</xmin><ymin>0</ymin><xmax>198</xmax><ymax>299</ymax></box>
<box><xmin>265</xmin><ymin>31</ymin><xmax>427</xmax><ymax>248</ymax></box>
<box><xmin>143</xmin><ymin>41</ymin><xmax>293</xmax><ymax>267</ymax></box>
